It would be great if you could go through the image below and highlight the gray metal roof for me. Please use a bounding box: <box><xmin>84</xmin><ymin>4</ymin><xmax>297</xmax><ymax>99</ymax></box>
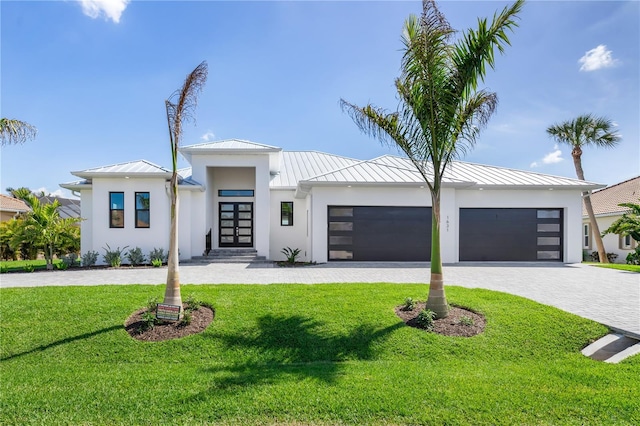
<box><xmin>180</xmin><ymin>139</ymin><xmax>281</xmax><ymax>153</ymax></box>
<box><xmin>72</xmin><ymin>160</ymin><xmax>171</xmax><ymax>178</ymax></box>
<box><xmin>271</xmin><ymin>151</ymin><xmax>360</xmax><ymax>188</ymax></box>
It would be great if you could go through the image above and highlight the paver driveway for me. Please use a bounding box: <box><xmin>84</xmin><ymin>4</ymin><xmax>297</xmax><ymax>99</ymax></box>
<box><xmin>1</xmin><ymin>262</ymin><xmax>638</xmax><ymax>336</ymax></box>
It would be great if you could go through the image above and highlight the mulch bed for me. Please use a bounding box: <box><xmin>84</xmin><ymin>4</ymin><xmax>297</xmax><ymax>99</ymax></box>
<box><xmin>395</xmin><ymin>302</ymin><xmax>485</xmax><ymax>337</ymax></box>
<box><xmin>125</xmin><ymin>304</ymin><xmax>214</xmax><ymax>342</ymax></box>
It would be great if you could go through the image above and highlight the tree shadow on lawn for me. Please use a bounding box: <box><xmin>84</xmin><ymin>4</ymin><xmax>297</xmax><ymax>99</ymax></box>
<box><xmin>187</xmin><ymin>314</ymin><xmax>403</xmax><ymax>400</ymax></box>
<box><xmin>1</xmin><ymin>325</ymin><xmax>122</xmax><ymax>361</ymax></box>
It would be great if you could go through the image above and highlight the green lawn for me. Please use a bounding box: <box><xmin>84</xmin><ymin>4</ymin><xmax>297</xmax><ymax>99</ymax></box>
<box><xmin>587</xmin><ymin>263</ymin><xmax>640</xmax><ymax>273</ymax></box>
<box><xmin>0</xmin><ymin>258</ymin><xmax>62</xmax><ymax>272</ymax></box>
<box><xmin>1</xmin><ymin>283</ymin><xmax>638</xmax><ymax>425</ymax></box>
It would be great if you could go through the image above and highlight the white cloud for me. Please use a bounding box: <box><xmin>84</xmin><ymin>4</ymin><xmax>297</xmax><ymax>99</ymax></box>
<box><xmin>34</xmin><ymin>187</ymin><xmax>67</xmax><ymax>198</ymax></box>
<box><xmin>578</xmin><ymin>45</ymin><xmax>619</xmax><ymax>72</ymax></box>
<box><xmin>77</xmin><ymin>0</ymin><xmax>130</xmax><ymax>24</ymax></box>
<box><xmin>530</xmin><ymin>145</ymin><xmax>564</xmax><ymax>168</ymax></box>
<box><xmin>200</xmin><ymin>130</ymin><xmax>216</xmax><ymax>142</ymax></box>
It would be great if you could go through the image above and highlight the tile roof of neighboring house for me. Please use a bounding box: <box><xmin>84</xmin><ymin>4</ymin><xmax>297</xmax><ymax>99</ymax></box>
<box><xmin>583</xmin><ymin>176</ymin><xmax>640</xmax><ymax>216</ymax></box>
<box><xmin>0</xmin><ymin>194</ymin><xmax>30</xmax><ymax>214</ymax></box>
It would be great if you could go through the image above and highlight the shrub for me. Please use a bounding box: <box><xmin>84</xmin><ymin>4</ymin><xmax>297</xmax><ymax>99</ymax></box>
<box><xmin>626</xmin><ymin>246</ymin><xmax>640</xmax><ymax>265</ymax></box>
<box><xmin>590</xmin><ymin>251</ymin><xmax>619</xmax><ymax>263</ymax></box>
<box><xmin>81</xmin><ymin>251</ymin><xmax>99</xmax><ymax>267</ymax></box>
<box><xmin>102</xmin><ymin>244</ymin><xmax>128</xmax><ymax>268</ymax></box>
<box><xmin>61</xmin><ymin>253</ymin><xmax>79</xmax><ymax>268</ymax></box>
<box><xmin>149</xmin><ymin>248</ymin><xmax>167</xmax><ymax>264</ymax></box>
<box><xmin>0</xmin><ymin>265</ymin><xmax>8</xmax><ymax>274</ymax></box>
<box><xmin>147</xmin><ymin>296</ymin><xmax>160</xmax><ymax>312</ymax></box>
<box><xmin>126</xmin><ymin>247</ymin><xmax>146</xmax><ymax>266</ymax></box>
<box><xmin>140</xmin><ymin>311</ymin><xmax>157</xmax><ymax>331</ymax></box>
<box><xmin>185</xmin><ymin>293</ymin><xmax>202</xmax><ymax>312</ymax></box>
<box><xmin>179</xmin><ymin>310</ymin><xmax>192</xmax><ymax>327</ymax></box>
<box><xmin>22</xmin><ymin>263</ymin><xmax>35</xmax><ymax>273</ymax></box>
<box><xmin>401</xmin><ymin>297</ymin><xmax>416</xmax><ymax>311</ymax></box>
<box><xmin>416</xmin><ymin>309</ymin><xmax>436</xmax><ymax>331</ymax></box>
<box><xmin>151</xmin><ymin>258</ymin><xmax>163</xmax><ymax>268</ymax></box>
<box><xmin>459</xmin><ymin>315</ymin><xmax>475</xmax><ymax>326</ymax></box>
<box><xmin>55</xmin><ymin>262</ymin><xmax>69</xmax><ymax>271</ymax></box>
<box><xmin>281</xmin><ymin>247</ymin><xmax>301</xmax><ymax>264</ymax></box>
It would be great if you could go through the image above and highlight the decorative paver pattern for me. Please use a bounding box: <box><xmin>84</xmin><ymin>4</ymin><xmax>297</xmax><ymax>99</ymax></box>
<box><xmin>1</xmin><ymin>262</ymin><xmax>638</xmax><ymax>336</ymax></box>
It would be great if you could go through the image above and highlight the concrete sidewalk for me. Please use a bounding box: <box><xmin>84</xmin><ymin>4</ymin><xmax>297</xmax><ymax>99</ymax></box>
<box><xmin>1</xmin><ymin>262</ymin><xmax>638</xmax><ymax>336</ymax></box>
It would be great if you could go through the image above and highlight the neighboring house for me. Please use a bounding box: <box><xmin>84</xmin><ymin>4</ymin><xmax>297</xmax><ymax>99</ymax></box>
<box><xmin>61</xmin><ymin>139</ymin><xmax>603</xmax><ymax>265</ymax></box>
<box><xmin>37</xmin><ymin>195</ymin><xmax>81</xmax><ymax>221</ymax></box>
<box><xmin>582</xmin><ymin>176</ymin><xmax>640</xmax><ymax>263</ymax></box>
<box><xmin>0</xmin><ymin>194</ymin><xmax>29</xmax><ymax>222</ymax></box>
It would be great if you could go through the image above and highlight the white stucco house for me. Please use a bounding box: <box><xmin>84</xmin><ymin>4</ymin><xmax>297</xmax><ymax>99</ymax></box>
<box><xmin>582</xmin><ymin>176</ymin><xmax>640</xmax><ymax>263</ymax></box>
<box><xmin>61</xmin><ymin>139</ymin><xmax>604</xmax><ymax>264</ymax></box>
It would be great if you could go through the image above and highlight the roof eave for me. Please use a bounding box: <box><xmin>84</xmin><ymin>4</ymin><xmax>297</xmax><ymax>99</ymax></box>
<box><xmin>72</xmin><ymin>172</ymin><xmax>172</xmax><ymax>179</ymax></box>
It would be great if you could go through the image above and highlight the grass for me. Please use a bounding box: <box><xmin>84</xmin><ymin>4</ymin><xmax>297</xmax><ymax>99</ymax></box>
<box><xmin>586</xmin><ymin>263</ymin><xmax>640</xmax><ymax>273</ymax></box>
<box><xmin>0</xmin><ymin>258</ymin><xmax>64</xmax><ymax>272</ymax></box>
<box><xmin>1</xmin><ymin>283</ymin><xmax>639</xmax><ymax>425</ymax></box>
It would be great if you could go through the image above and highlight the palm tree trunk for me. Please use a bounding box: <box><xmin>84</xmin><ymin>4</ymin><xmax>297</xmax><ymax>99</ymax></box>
<box><xmin>163</xmin><ymin>174</ymin><xmax>183</xmax><ymax>311</ymax></box>
<box><xmin>425</xmin><ymin>189</ymin><xmax>448</xmax><ymax>318</ymax></box>
<box><xmin>572</xmin><ymin>151</ymin><xmax>608</xmax><ymax>263</ymax></box>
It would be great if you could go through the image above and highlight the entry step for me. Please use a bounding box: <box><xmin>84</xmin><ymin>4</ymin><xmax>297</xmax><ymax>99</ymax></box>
<box><xmin>189</xmin><ymin>249</ymin><xmax>268</xmax><ymax>264</ymax></box>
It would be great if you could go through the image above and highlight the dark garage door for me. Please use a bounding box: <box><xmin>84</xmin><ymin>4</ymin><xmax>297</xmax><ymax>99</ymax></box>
<box><xmin>328</xmin><ymin>206</ymin><xmax>431</xmax><ymax>261</ymax></box>
<box><xmin>459</xmin><ymin>208</ymin><xmax>563</xmax><ymax>261</ymax></box>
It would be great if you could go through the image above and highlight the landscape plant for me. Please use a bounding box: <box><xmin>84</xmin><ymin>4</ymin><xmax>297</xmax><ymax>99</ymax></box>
<box><xmin>546</xmin><ymin>114</ymin><xmax>621</xmax><ymax>263</ymax></box>
<box><xmin>81</xmin><ymin>250</ymin><xmax>99</xmax><ymax>267</ymax></box>
<box><xmin>149</xmin><ymin>247</ymin><xmax>167</xmax><ymax>264</ymax></box>
<box><xmin>102</xmin><ymin>244</ymin><xmax>128</xmax><ymax>268</ymax></box>
<box><xmin>340</xmin><ymin>0</ymin><xmax>524</xmax><ymax>318</ymax></box>
<box><xmin>0</xmin><ymin>117</ymin><xmax>37</xmax><ymax>145</ymax></box>
<box><xmin>126</xmin><ymin>247</ymin><xmax>146</xmax><ymax>266</ymax></box>
<box><xmin>281</xmin><ymin>247</ymin><xmax>301</xmax><ymax>264</ymax></box>
<box><xmin>163</xmin><ymin>61</ymin><xmax>208</xmax><ymax>310</ymax></box>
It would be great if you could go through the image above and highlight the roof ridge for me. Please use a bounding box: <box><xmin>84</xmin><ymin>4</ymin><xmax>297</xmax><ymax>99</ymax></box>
<box><xmin>592</xmin><ymin>175</ymin><xmax>640</xmax><ymax>193</ymax></box>
<box><xmin>77</xmin><ymin>159</ymin><xmax>168</xmax><ymax>172</ymax></box>
<box><xmin>182</xmin><ymin>138</ymin><xmax>280</xmax><ymax>150</ymax></box>
<box><xmin>284</xmin><ymin>150</ymin><xmax>361</xmax><ymax>161</ymax></box>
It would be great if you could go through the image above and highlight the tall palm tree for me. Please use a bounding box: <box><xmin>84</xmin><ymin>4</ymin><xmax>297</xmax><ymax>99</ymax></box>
<box><xmin>0</xmin><ymin>118</ymin><xmax>37</xmax><ymax>145</ymax></box>
<box><xmin>546</xmin><ymin>114</ymin><xmax>621</xmax><ymax>263</ymax></box>
<box><xmin>340</xmin><ymin>0</ymin><xmax>524</xmax><ymax>318</ymax></box>
<box><xmin>163</xmin><ymin>61</ymin><xmax>208</xmax><ymax>310</ymax></box>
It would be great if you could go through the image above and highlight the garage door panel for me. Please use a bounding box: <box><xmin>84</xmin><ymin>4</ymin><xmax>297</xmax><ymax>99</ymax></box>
<box><xmin>328</xmin><ymin>206</ymin><xmax>431</xmax><ymax>261</ymax></box>
<box><xmin>460</xmin><ymin>208</ymin><xmax>563</xmax><ymax>262</ymax></box>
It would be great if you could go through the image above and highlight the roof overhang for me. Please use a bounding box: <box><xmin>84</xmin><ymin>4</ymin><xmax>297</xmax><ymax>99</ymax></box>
<box><xmin>72</xmin><ymin>171</ymin><xmax>172</xmax><ymax>179</ymax></box>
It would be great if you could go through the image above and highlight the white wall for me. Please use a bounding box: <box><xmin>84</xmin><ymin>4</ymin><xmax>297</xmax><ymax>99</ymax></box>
<box><xmin>269</xmin><ymin>189</ymin><xmax>308</xmax><ymax>261</ymax></box>
<box><xmin>89</xmin><ymin>177</ymin><xmax>170</xmax><ymax>265</ymax></box>
<box><xmin>79</xmin><ymin>189</ymin><xmax>93</xmax><ymax>257</ymax></box>
<box><xmin>584</xmin><ymin>215</ymin><xmax>635</xmax><ymax>263</ymax></box>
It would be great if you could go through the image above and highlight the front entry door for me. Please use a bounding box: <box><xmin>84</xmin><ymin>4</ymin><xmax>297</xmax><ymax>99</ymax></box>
<box><xmin>219</xmin><ymin>203</ymin><xmax>253</xmax><ymax>247</ymax></box>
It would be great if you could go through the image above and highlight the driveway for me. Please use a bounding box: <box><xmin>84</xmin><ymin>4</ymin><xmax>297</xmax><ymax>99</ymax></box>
<box><xmin>1</xmin><ymin>262</ymin><xmax>638</xmax><ymax>337</ymax></box>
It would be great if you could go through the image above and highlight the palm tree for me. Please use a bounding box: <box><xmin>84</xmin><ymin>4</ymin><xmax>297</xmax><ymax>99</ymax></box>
<box><xmin>602</xmin><ymin>200</ymin><xmax>640</xmax><ymax>243</ymax></box>
<box><xmin>163</xmin><ymin>61</ymin><xmax>208</xmax><ymax>311</ymax></box>
<box><xmin>340</xmin><ymin>0</ymin><xmax>524</xmax><ymax>318</ymax></box>
<box><xmin>0</xmin><ymin>118</ymin><xmax>37</xmax><ymax>146</ymax></box>
<box><xmin>546</xmin><ymin>114</ymin><xmax>621</xmax><ymax>263</ymax></box>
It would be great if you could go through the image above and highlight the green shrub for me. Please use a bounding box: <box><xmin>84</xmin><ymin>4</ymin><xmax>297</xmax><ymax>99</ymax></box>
<box><xmin>459</xmin><ymin>315</ymin><xmax>474</xmax><ymax>326</ymax></box>
<box><xmin>281</xmin><ymin>247</ymin><xmax>301</xmax><ymax>264</ymax></box>
<box><xmin>401</xmin><ymin>297</ymin><xmax>416</xmax><ymax>311</ymax></box>
<box><xmin>81</xmin><ymin>250</ymin><xmax>99</xmax><ymax>267</ymax></box>
<box><xmin>626</xmin><ymin>246</ymin><xmax>640</xmax><ymax>265</ymax></box>
<box><xmin>22</xmin><ymin>263</ymin><xmax>35</xmax><ymax>273</ymax></box>
<box><xmin>151</xmin><ymin>258</ymin><xmax>163</xmax><ymax>268</ymax></box>
<box><xmin>147</xmin><ymin>296</ymin><xmax>160</xmax><ymax>312</ymax></box>
<box><xmin>590</xmin><ymin>251</ymin><xmax>619</xmax><ymax>263</ymax></box>
<box><xmin>61</xmin><ymin>253</ymin><xmax>79</xmax><ymax>268</ymax></box>
<box><xmin>140</xmin><ymin>311</ymin><xmax>157</xmax><ymax>331</ymax></box>
<box><xmin>179</xmin><ymin>310</ymin><xmax>192</xmax><ymax>326</ymax></box>
<box><xmin>149</xmin><ymin>247</ymin><xmax>167</xmax><ymax>264</ymax></box>
<box><xmin>0</xmin><ymin>265</ymin><xmax>8</xmax><ymax>274</ymax></box>
<box><xmin>102</xmin><ymin>244</ymin><xmax>128</xmax><ymax>268</ymax></box>
<box><xmin>185</xmin><ymin>293</ymin><xmax>202</xmax><ymax>312</ymax></box>
<box><xmin>416</xmin><ymin>309</ymin><xmax>436</xmax><ymax>330</ymax></box>
<box><xmin>126</xmin><ymin>247</ymin><xmax>146</xmax><ymax>266</ymax></box>
<box><xmin>55</xmin><ymin>261</ymin><xmax>69</xmax><ymax>271</ymax></box>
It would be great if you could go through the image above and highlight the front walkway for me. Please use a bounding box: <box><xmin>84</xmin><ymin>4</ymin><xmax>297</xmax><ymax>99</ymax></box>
<box><xmin>1</xmin><ymin>262</ymin><xmax>638</xmax><ymax>336</ymax></box>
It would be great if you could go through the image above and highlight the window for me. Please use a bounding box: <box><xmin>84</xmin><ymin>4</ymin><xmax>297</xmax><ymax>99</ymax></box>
<box><xmin>281</xmin><ymin>202</ymin><xmax>293</xmax><ymax>226</ymax></box>
<box><xmin>135</xmin><ymin>192</ymin><xmax>150</xmax><ymax>228</ymax></box>
<box><xmin>620</xmin><ymin>234</ymin><xmax>633</xmax><ymax>249</ymax></box>
<box><xmin>583</xmin><ymin>223</ymin><xmax>591</xmax><ymax>249</ymax></box>
<box><xmin>218</xmin><ymin>190</ymin><xmax>254</xmax><ymax>197</ymax></box>
<box><xmin>109</xmin><ymin>192</ymin><xmax>124</xmax><ymax>228</ymax></box>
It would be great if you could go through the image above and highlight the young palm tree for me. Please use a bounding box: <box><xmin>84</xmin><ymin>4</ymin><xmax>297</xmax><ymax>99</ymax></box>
<box><xmin>546</xmin><ymin>114</ymin><xmax>621</xmax><ymax>263</ymax></box>
<box><xmin>0</xmin><ymin>118</ymin><xmax>37</xmax><ymax>145</ymax></box>
<box><xmin>602</xmin><ymin>201</ymin><xmax>640</xmax><ymax>243</ymax></box>
<box><xmin>163</xmin><ymin>61</ymin><xmax>208</xmax><ymax>310</ymax></box>
<box><xmin>340</xmin><ymin>0</ymin><xmax>524</xmax><ymax>318</ymax></box>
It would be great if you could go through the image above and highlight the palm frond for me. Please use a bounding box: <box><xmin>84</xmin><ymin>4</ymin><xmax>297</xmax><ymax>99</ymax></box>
<box><xmin>0</xmin><ymin>118</ymin><xmax>37</xmax><ymax>146</ymax></box>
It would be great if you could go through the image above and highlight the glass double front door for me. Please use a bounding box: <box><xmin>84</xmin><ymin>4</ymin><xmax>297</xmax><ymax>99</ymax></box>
<box><xmin>219</xmin><ymin>203</ymin><xmax>253</xmax><ymax>247</ymax></box>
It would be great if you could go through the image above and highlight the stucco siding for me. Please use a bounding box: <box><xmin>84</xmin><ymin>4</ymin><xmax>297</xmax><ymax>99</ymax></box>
<box><xmin>269</xmin><ymin>190</ymin><xmax>308</xmax><ymax>261</ymax></box>
<box><xmin>583</xmin><ymin>215</ymin><xmax>635</xmax><ymax>263</ymax></box>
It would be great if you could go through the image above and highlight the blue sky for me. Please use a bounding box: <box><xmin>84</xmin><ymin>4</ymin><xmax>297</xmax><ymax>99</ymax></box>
<box><xmin>2</xmin><ymin>0</ymin><xmax>638</xmax><ymax>198</ymax></box>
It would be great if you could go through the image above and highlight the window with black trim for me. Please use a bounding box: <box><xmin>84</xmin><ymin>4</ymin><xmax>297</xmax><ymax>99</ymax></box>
<box><xmin>583</xmin><ymin>223</ymin><xmax>591</xmax><ymax>249</ymax></box>
<box><xmin>281</xmin><ymin>202</ymin><xmax>293</xmax><ymax>226</ymax></box>
<box><xmin>135</xmin><ymin>192</ymin><xmax>150</xmax><ymax>228</ymax></box>
<box><xmin>109</xmin><ymin>192</ymin><xmax>124</xmax><ymax>228</ymax></box>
